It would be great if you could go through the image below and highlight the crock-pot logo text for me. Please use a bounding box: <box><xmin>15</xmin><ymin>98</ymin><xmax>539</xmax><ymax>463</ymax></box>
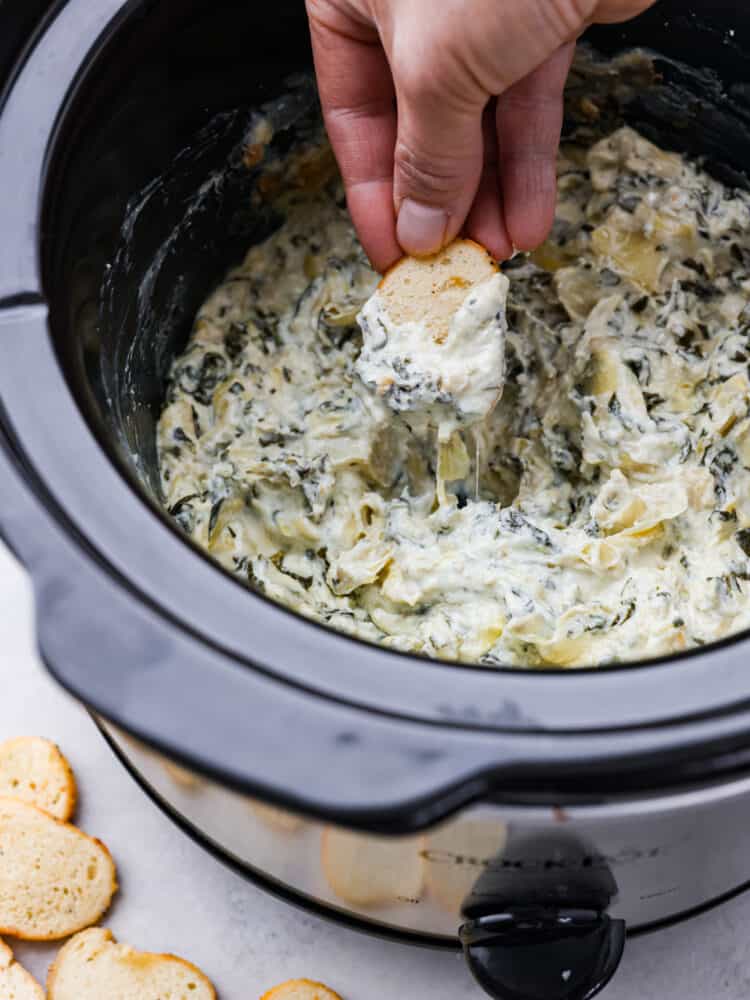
<box><xmin>420</xmin><ymin>846</ymin><xmax>667</xmax><ymax>870</ymax></box>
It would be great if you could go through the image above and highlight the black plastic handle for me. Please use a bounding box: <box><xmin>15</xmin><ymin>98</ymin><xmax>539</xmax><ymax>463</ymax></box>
<box><xmin>460</xmin><ymin>910</ymin><xmax>626</xmax><ymax>1000</ymax></box>
<box><xmin>0</xmin><ymin>423</ymin><xmax>512</xmax><ymax>834</ymax></box>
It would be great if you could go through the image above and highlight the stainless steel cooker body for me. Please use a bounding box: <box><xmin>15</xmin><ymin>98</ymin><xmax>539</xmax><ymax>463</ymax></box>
<box><xmin>100</xmin><ymin>722</ymin><xmax>750</xmax><ymax>945</ymax></box>
<box><xmin>2</xmin><ymin>1</ymin><xmax>750</xmax><ymax>998</ymax></box>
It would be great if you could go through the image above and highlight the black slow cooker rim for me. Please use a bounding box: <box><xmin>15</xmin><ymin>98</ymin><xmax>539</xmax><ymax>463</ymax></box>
<box><xmin>24</xmin><ymin>0</ymin><xmax>750</xmax><ymax>731</ymax></box>
<box><xmin>3</xmin><ymin>0</ymin><xmax>750</xmax><ymax>830</ymax></box>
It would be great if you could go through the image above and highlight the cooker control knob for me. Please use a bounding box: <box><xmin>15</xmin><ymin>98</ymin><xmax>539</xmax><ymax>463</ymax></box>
<box><xmin>460</xmin><ymin>908</ymin><xmax>625</xmax><ymax>1000</ymax></box>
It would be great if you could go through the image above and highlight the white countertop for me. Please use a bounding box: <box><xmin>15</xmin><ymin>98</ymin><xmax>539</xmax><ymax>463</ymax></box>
<box><xmin>1</xmin><ymin>542</ymin><xmax>748</xmax><ymax>999</ymax></box>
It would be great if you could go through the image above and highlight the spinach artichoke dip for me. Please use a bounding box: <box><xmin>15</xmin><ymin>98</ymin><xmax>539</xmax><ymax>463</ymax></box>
<box><xmin>158</xmin><ymin>125</ymin><xmax>750</xmax><ymax>668</ymax></box>
<box><xmin>356</xmin><ymin>259</ymin><xmax>509</xmax><ymax>443</ymax></box>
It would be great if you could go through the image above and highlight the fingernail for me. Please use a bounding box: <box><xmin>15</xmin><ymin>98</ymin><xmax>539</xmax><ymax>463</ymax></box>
<box><xmin>397</xmin><ymin>199</ymin><xmax>449</xmax><ymax>257</ymax></box>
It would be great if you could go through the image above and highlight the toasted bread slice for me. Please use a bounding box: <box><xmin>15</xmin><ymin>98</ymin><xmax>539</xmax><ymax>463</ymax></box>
<box><xmin>0</xmin><ymin>936</ymin><xmax>45</xmax><ymax>999</ymax></box>
<box><xmin>321</xmin><ymin>828</ymin><xmax>423</xmax><ymax>907</ymax></box>
<box><xmin>260</xmin><ymin>978</ymin><xmax>343</xmax><ymax>1000</ymax></box>
<box><xmin>47</xmin><ymin>927</ymin><xmax>216</xmax><ymax>1000</ymax></box>
<box><xmin>0</xmin><ymin>798</ymin><xmax>117</xmax><ymax>940</ymax></box>
<box><xmin>378</xmin><ymin>239</ymin><xmax>498</xmax><ymax>343</ymax></box>
<box><xmin>357</xmin><ymin>239</ymin><xmax>507</xmax><ymax>431</ymax></box>
<box><xmin>0</xmin><ymin>737</ymin><xmax>76</xmax><ymax>821</ymax></box>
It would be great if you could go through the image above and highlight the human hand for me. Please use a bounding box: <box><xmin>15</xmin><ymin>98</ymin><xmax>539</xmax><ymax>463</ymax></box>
<box><xmin>306</xmin><ymin>0</ymin><xmax>656</xmax><ymax>271</ymax></box>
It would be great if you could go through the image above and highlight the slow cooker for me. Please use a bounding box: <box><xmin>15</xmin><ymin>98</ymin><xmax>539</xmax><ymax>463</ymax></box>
<box><xmin>2</xmin><ymin>1</ymin><xmax>750</xmax><ymax>997</ymax></box>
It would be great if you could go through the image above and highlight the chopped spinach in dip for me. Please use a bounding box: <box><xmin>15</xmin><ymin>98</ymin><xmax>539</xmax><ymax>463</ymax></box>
<box><xmin>158</xmin><ymin>126</ymin><xmax>750</xmax><ymax>668</ymax></box>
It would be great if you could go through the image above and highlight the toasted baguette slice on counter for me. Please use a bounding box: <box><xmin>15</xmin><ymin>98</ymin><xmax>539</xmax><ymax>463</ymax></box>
<box><xmin>378</xmin><ymin>239</ymin><xmax>498</xmax><ymax>343</ymax></box>
<box><xmin>321</xmin><ymin>827</ymin><xmax>424</xmax><ymax>907</ymax></box>
<box><xmin>0</xmin><ymin>936</ymin><xmax>45</xmax><ymax>1000</ymax></box>
<box><xmin>47</xmin><ymin>927</ymin><xmax>216</xmax><ymax>1000</ymax></box>
<box><xmin>0</xmin><ymin>737</ymin><xmax>76</xmax><ymax>821</ymax></box>
<box><xmin>261</xmin><ymin>978</ymin><xmax>343</xmax><ymax>1000</ymax></box>
<box><xmin>0</xmin><ymin>797</ymin><xmax>117</xmax><ymax>940</ymax></box>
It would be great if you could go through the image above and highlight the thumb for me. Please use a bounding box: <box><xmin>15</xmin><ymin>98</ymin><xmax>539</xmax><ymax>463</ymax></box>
<box><xmin>392</xmin><ymin>71</ymin><xmax>486</xmax><ymax>257</ymax></box>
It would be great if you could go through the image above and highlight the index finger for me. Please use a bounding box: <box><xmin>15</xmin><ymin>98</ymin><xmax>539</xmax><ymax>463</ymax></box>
<box><xmin>307</xmin><ymin>4</ymin><xmax>401</xmax><ymax>272</ymax></box>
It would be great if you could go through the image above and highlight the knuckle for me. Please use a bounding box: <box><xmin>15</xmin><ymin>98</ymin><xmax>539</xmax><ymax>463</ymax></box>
<box><xmin>305</xmin><ymin>0</ymin><xmax>329</xmax><ymax>22</ymax></box>
<box><xmin>542</xmin><ymin>0</ymin><xmax>597</xmax><ymax>39</ymax></box>
<box><xmin>395</xmin><ymin>60</ymin><xmax>442</xmax><ymax>106</ymax></box>
<box><xmin>392</xmin><ymin>16</ymin><xmax>489</xmax><ymax>108</ymax></box>
<box><xmin>394</xmin><ymin>139</ymin><xmax>466</xmax><ymax>199</ymax></box>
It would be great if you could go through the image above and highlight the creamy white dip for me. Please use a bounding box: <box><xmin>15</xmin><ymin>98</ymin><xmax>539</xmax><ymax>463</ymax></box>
<box><xmin>158</xmin><ymin>126</ymin><xmax>750</xmax><ymax>668</ymax></box>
